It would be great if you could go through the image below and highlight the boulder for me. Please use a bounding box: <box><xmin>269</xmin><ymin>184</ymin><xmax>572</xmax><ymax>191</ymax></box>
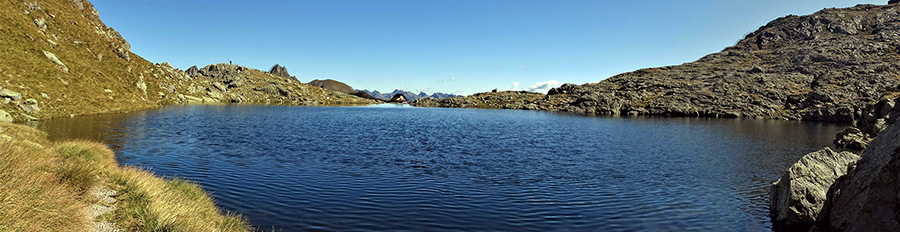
<box><xmin>828</xmin><ymin>122</ymin><xmax>900</xmax><ymax>231</ymax></box>
<box><xmin>0</xmin><ymin>110</ymin><xmax>11</xmax><ymax>122</ymax></box>
<box><xmin>268</xmin><ymin>64</ymin><xmax>291</xmax><ymax>78</ymax></box>
<box><xmin>33</xmin><ymin>18</ymin><xmax>46</xmax><ymax>30</ymax></box>
<box><xmin>0</xmin><ymin>89</ymin><xmax>23</xmax><ymax>101</ymax></box>
<box><xmin>116</xmin><ymin>47</ymin><xmax>129</xmax><ymax>61</ymax></box>
<box><xmin>834</xmin><ymin>127</ymin><xmax>869</xmax><ymax>150</ymax></box>
<box><xmin>18</xmin><ymin>98</ymin><xmax>40</xmax><ymax>112</ymax></box>
<box><xmin>43</xmin><ymin>51</ymin><xmax>68</xmax><ymax>73</ymax></box>
<box><xmin>770</xmin><ymin>147</ymin><xmax>860</xmax><ymax>226</ymax></box>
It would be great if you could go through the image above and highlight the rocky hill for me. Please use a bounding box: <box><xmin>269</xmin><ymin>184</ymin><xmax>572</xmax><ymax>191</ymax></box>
<box><xmin>0</xmin><ymin>0</ymin><xmax>375</xmax><ymax>122</ymax></box>
<box><xmin>306</xmin><ymin>79</ymin><xmax>382</xmax><ymax>100</ymax></box>
<box><xmin>414</xmin><ymin>3</ymin><xmax>900</xmax><ymax>123</ymax></box>
<box><xmin>307</xmin><ymin>79</ymin><xmax>356</xmax><ymax>94</ymax></box>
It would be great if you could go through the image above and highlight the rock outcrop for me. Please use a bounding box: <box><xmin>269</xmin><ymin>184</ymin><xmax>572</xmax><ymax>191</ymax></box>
<box><xmin>827</xmin><ymin>121</ymin><xmax>900</xmax><ymax>231</ymax></box>
<box><xmin>268</xmin><ymin>64</ymin><xmax>292</xmax><ymax>78</ymax></box>
<box><xmin>770</xmin><ymin>148</ymin><xmax>860</xmax><ymax>226</ymax></box>
<box><xmin>415</xmin><ymin>4</ymin><xmax>900</xmax><ymax>123</ymax></box>
<box><xmin>771</xmin><ymin>79</ymin><xmax>900</xmax><ymax>231</ymax></box>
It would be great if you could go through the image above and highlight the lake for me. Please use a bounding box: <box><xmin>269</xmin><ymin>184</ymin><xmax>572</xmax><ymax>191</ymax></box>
<box><xmin>38</xmin><ymin>104</ymin><xmax>845</xmax><ymax>231</ymax></box>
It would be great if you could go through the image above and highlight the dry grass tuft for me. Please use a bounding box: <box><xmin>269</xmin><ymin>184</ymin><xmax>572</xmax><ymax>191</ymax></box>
<box><xmin>0</xmin><ymin>124</ymin><xmax>89</xmax><ymax>231</ymax></box>
<box><xmin>111</xmin><ymin>167</ymin><xmax>250</xmax><ymax>231</ymax></box>
<box><xmin>0</xmin><ymin>122</ymin><xmax>251</xmax><ymax>231</ymax></box>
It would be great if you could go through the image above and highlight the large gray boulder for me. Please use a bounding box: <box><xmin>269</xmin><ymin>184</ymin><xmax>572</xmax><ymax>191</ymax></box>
<box><xmin>0</xmin><ymin>89</ymin><xmax>23</xmax><ymax>101</ymax></box>
<box><xmin>770</xmin><ymin>147</ymin><xmax>860</xmax><ymax>226</ymax></box>
<box><xmin>828</xmin><ymin>122</ymin><xmax>900</xmax><ymax>231</ymax></box>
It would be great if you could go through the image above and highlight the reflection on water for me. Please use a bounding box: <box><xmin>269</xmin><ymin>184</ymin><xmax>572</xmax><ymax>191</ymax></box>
<box><xmin>39</xmin><ymin>105</ymin><xmax>847</xmax><ymax>231</ymax></box>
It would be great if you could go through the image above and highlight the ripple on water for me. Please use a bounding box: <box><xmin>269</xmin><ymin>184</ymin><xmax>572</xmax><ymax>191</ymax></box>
<box><xmin>38</xmin><ymin>105</ymin><xmax>847</xmax><ymax>231</ymax></box>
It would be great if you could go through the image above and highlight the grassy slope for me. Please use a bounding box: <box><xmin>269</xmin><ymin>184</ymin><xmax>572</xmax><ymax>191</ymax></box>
<box><xmin>0</xmin><ymin>0</ymin><xmax>374</xmax><ymax>122</ymax></box>
<box><xmin>0</xmin><ymin>122</ymin><xmax>250</xmax><ymax>231</ymax></box>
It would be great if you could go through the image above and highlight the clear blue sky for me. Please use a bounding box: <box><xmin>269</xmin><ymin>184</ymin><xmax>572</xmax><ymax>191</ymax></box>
<box><xmin>92</xmin><ymin>0</ymin><xmax>883</xmax><ymax>95</ymax></box>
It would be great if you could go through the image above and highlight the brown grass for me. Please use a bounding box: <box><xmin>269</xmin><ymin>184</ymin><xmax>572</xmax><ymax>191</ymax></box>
<box><xmin>0</xmin><ymin>122</ymin><xmax>251</xmax><ymax>231</ymax></box>
<box><xmin>0</xmin><ymin>123</ymin><xmax>89</xmax><ymax>231</ymax></box>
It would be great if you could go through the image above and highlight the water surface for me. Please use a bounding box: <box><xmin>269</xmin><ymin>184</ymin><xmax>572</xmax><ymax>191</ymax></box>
<box><xmin>40</xmin><ymin>105</ymin><xmax>845</xmax><ymax>231</ymax></box>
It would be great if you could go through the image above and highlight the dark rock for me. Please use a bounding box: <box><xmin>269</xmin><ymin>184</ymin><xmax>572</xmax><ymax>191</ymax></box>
<box><xmin>828</xmin><ymin>122</ymin><xmax>900</xmax><ymax>231</ymax></box>
<box><xmin>770</xmin><ymin>147</ymin><xmax>860</xmax><ymax>226</ymax></box>
<box><xmin>891</xmin><ymin>0</ymin><xmax>899</xmax><ymax>4</ymax></box>
<box><xmin>186</xmin><ymin>65</ymin><xmax>200</xmax><ymax>77</ymax></box>
<box><xmin>268</xmin><ymin>64</ymin><xmax>292</xmax><ymax>78</ymax></box>
<box><xmin>388</xmin><ymin>93</ymin><xmax>408</xmax><ymax>103</ymax></box>
<box><xmin>834</xmin><ymin>127</ymin><xmax>869</xmax><ymax>150</ymax></box>
<box><xmin>115</xmin><ymin>47</ymin><xmax>129</xmax><ymax>61</ymax></box>
<box><xmin>749</xmin><ymin>66</ymin><xmax>766</xmax><ymax>73</ymax></box>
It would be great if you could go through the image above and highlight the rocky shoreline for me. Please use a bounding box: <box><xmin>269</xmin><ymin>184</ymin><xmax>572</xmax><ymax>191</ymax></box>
<box><xmin>769</xmin><ymin>88</ymin><xmax>900</xmax><ymax>231</ymax></box>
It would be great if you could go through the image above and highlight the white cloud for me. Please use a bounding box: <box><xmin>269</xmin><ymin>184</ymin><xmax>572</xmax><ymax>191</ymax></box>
<box><xmin>526</xmin><ymin>80</ymin><xmax>562</xmax><ymax>93</ymax></box>
<box><xmin>506</xmin><ymin>82</ymin><xmax>520</xmax><ymax>91</ymax></box>
<box><xmin>453</xmin><ymin>91</ymin><xmax>468</xmax><ymax>96</ymax></box>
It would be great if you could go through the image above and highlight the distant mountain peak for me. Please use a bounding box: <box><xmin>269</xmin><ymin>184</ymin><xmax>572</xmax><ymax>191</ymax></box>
<box><xmin>359</xmin><ymin>89</ymin><xmax>461</xmax><ymax>102</ymax></box>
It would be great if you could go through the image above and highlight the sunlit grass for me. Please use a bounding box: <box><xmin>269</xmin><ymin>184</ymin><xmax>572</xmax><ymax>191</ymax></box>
<box><xmin>0</xmin><ymin>122</ymin><xmax>251</xmax><ymax>231</ymax></box>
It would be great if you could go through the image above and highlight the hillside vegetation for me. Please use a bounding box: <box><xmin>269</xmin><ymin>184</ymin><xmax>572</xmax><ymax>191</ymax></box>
<box><xmin>0</xmin><ymin>0</ymin><xmax>374</xmax><ymax>123</ymax></box>
<box><xmin>414</xmin><ymin>3</ymin><xmax>900</xmax><ymax>122</ymax></box>
<box><xmin>0</xmin><ymin>122</ymin><xmax>250</xmax><ymax>231</ymax></box>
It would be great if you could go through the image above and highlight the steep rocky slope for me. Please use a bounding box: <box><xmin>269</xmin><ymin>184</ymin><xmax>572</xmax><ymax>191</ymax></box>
<box><xmin>415</xmin><ymin>3</ymin><xmax>900</xmax><ymax>123</ymax></box>
<box><xmin>0</xmin><ymin>0</ymin><xmax>374</xmax><ymax>122</ymax></box>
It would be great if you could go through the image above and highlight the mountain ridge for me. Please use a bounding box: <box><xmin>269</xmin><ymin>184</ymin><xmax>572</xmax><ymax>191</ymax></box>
<box><xmin>360</xmin><ymin>89</ymin><xmax>461</xmax><ymax>102</ymax></box>
<box><xmin>414</xmin><ymin>3</ymin><xmax>900</xmax><ymax>123</ymax></box>
<box><xmin>0</xmin><ymin>0</ymin><xmax>375</xmax><ymax>122</ymax></box>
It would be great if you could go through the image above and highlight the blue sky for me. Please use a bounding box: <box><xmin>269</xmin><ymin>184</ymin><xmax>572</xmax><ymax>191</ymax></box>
<box><xmin>92</xmin><ymin>0</ymin><xmax>883</xmax><ymax>95</ymax></box>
